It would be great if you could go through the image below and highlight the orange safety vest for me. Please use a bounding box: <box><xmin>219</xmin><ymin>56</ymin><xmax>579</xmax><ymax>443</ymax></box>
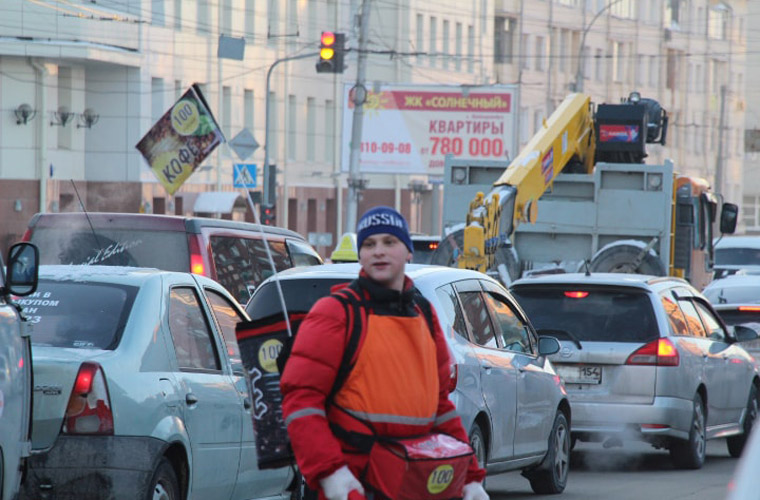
<box><xmin>331</xmin><ymin>312</ymin><xmax>440</xmax><ymax>439</ymax></box>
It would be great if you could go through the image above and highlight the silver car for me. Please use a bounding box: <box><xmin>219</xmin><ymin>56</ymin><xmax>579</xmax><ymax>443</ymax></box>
<box><xmin>19</xmin><ymin>266</ymin><xmax>293</xmax><ymax>500</ymax></box>
<box><xmin>0</xmin><ymin>243</ymin><xmax>39</xmax><ymax>499</ymax></box>
<box><xmin>510</xmin><ymin>273</ymin><xmax>760</xmax><ymax>469</ymax></box>
<box><xmin>246</xmin><ymin>263</ymin><xmax>571</xmax><ymax>494</ymax></box>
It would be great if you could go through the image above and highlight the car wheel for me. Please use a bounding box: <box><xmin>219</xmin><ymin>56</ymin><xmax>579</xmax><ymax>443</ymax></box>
<box><xmin>727</xmin><ymin>384</ymin><xmax>759</xmax><ymax>458</ymax></box>
<box><xmin>147</xmin><ymin>457</ymin><xmax>180</xmax><ymax>500</ymax></box>
<box><xmin>469</xmin><ymin>424</ymin><xmax>487</xmax><ymax>470</ymax></box>
<box><xmin>670</xmin><ymin>394</ymin><xmax>706</xmax><ymax>469</ymax></box>
<box><xmin>524</xmin><ymin>411</ymin><xmax>570</xmax><ymax>494</ymax></box>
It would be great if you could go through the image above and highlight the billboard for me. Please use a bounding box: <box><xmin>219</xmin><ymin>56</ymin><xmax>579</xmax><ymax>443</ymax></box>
<box><xmin>341</xmin><ymin>84</ymin><xmax>517</xmax><ymax>175</ymax></box>
<box><xmin>136</xmin><ymin>84</ymin><xmax>224</xmax><ymax>195</ymax></box>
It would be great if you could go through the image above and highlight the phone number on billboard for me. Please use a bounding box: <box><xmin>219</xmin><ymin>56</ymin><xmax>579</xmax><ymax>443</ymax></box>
<box><xmin>430</xmin><ymin>136</ymin><xmax>505</xmax><ymax>156</ymax></box>
<box><xmin>360</xmin><ymin>142</ymin><xmax>413</xmax><ymax>154</ymax></box>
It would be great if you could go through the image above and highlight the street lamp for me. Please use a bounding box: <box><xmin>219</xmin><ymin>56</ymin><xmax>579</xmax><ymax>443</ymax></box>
<box><xmin>573</xmin><ymin>0</ymin><xmax>626</xmax><ymax>93</ymax></box>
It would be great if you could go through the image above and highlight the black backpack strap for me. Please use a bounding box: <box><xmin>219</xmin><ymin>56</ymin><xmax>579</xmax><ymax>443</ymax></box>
<box><xmin>413</xmin><ymin>288</ymin><xmax>436</xmax><ymax>338</ymax></box>
<box><xmin>328</xmin><ymin>280</ymin><xmax>366</xmax><ymax>402</ymax></box>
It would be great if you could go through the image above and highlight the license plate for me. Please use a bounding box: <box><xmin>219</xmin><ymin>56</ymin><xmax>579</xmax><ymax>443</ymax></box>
<box><xmin>555</xmin><ymin>365</ymin><xmax>602</xmax><ymax>384</ymax></box>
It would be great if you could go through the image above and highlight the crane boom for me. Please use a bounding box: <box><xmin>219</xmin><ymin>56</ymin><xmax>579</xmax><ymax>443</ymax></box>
<box><xmin>459</xmin><ymin>93</ymin><xmax>596</xmax><ymax>273</ymax></box>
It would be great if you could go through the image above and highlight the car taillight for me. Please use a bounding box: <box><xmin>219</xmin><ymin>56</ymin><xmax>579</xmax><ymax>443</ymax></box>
<box><xmin>739</xmin><ymin>306</ymin><xmax>760</xmax><ymax>312</ymax></box>
<box><xmin>564</xmin><ymin>291</ymin><xmax>589</xmax><ymax>299</ymax></box>
<box><xmin>625</xmin><ymin>338</ymin><xmax>679</xmax><ymax>366</ymax></box>
<box><xmin>449</xmin><ymin>364</ymin><xmax>458</xmax><ymax>393</ymax></box>
<box><xmin>21</xmin><ymin>228</ymin><xmax>32</xmax><ymax>242</ymax></box>
<box><xmin>64</xmin><ymin>362</ymin><xmax>114</xmax><ymax>435</ymax></box>
<box><xmin>188</xmin><ymin>235</ymin><xmax>207</xmax><ymax>276</ymax></box>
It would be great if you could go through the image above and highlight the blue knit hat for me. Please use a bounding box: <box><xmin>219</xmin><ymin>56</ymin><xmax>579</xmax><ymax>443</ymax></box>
<box><xmin>356</xmin><ymin>206</ymin><xmax>413</xmax><ymax>253</ymax></box>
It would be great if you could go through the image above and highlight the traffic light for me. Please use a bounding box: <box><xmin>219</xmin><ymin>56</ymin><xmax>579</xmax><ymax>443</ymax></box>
<box><xmin>260</xmin><ymin>203</ymin><xmax>276</xmax><ymax>226</ymax></box>
<box><xmin>317</xmin><ymin>31</ymin><xmax>346</xmax><ymax>74</ymax></box>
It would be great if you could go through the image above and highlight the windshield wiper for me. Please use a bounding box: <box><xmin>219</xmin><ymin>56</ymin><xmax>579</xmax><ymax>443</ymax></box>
<box><xmin>537</xmin><ymin>328</ymin><xmax>583</xmax><ymax>350</ymax></box>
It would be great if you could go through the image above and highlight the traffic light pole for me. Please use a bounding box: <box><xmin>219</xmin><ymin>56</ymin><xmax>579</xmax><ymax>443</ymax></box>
<box><xmin>345</xmin><ymin>0</ymin><xmax>372</xmax><ymax>232</ymax></box>
<box><xmin>263</xmin><ymin>52</ymin><xmax>318</xmax><ymax>206</ymax></box>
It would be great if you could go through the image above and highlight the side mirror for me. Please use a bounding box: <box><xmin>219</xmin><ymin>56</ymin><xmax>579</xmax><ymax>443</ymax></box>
<box><xmin>6</xmin><ymin>242</ymin><xmax>39</xmax><ymax>297</ymax></box>
<box><xmin>720</xmin><ymin>203</ymin><xmax>739</xmax><ymax>235</ymax></box>
<box><xmin>538</xmin><ymin>336</ymin><xmax>561</xmax><ymax>356</ymax></box>
<box><xmin>734</xmin><ymin>324</ymin><xmax>760</xmax><ymax>343</ymax></box>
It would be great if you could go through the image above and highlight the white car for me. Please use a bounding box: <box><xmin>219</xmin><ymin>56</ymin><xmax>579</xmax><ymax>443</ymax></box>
<box><xmin>246</xmin><ymin>263</ymin><xmax>571</xmax><ymax>494</ymax></box>
<box><xmin>714</xmin><ymin>235</ymin><xmax>760</xmax><ymax>279</ymax></box>
<box><xmin>19</xmin><ymin>266</ymin><xmax>293</xmax><ymax>500</ymax></box>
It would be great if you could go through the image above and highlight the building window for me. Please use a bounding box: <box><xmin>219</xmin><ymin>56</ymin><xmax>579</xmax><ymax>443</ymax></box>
<box><xmin>197</xmin><ymin>0</ymin><xmax>209</xmax><ymax>34</ymax></box>
<box><xmin>57</xmin><ymin>67</ymin><xmax>72</xmax><ymax>150</ymax></box>
<box><xmin>429</xmin><ymin>17</ymin><xmax>437</xmax><ymax>67</ymax></box>
<box><xmin>269</xmin><ymin>91</ymin><xmax>277</xmax><ymax>160</ymax></box>
<box><xmin>268</xmin><ymin>0</ymin><xmax>279</xmax><ymax>43</ymax></box>
<box><xmin>666</xmin><ymin>50</ymin><xmax>677</xmax><ymax>90</ymax></box>
<box><xmin>467</xmin><ymin>25</ymin><xmax>474</xmax><ymax>72</ymax></box>
<box><xmin>742</xmin><ymin>196</ymin><xmax>760</xmax><ymax>231</ymax></box>
<box><xmin>325</xmin><ymin>99</ymin><xmax>334</xmax><ymax>163</ymax></box>
<box><xmin>595</xmin><ymin>48</ymin><xmax>604</xmax><ymax>81</ymax></box>
<box><xmin>610</xmin><ymin>0</ymin><xmax>636</xmax><ymax>19</ymax></box>
<box><xmin>416</xmin><ymin>14</ymin><xmax>424</xmax><ymax>63</ymax></box>
<box><xmin>174</xmin><ymin>0</ymin><xmax>181</xmax><ymax>30</ymax></box>
<box><xmin>612</xmin><ymin>42</ymin><xmax>625</xmax><ymax>82</ymax></box>
<box><xmin>151</xmin><ymin>77</ymin><xmax>164</xmax><ymax>124</ymax></box>
<box><xmin>221</xmin><ymin>0</ymin><xmax>231</xmax><ymax>34</ymax></box>
<box><xmin>535</xmin><ymin>36</ymin><xmax>545</xmax><ymax>71</ymax></box>
<box><xmin>442</xmin><ymin>20</ymin><xmax>450</xmax><ymax>70</ymax></box>
<box><xmin>664</xmin><ymin>0</ymin><xmax>684</xmax><ymax>29</ymax></box>
<box><xmin>174</xmin><ymin>80</ymin><xmax>182</xmax><ymax>100</ymax></box>
<box><xmin>636</xmin><ymin>55</ymin><xmax>645</xmax><ymax>87</ymax></box>
<box><xmin>455</xmin><ymin>22</ymin><xmax>462</xmax><ymax>71</ymax></box>
<box><xmin>244</xmin><ymin>89</ymin><xmax>254</xmax><ymax>130</ymax></box>
<box><xmin>152</xmin><ymin>0</ymin><xmax>165</xmax><ymax>26</ymax></box>
<box><xmin>649</xmin><ymin>55</ymin><xmax>658</xmax><ymax>88</ymax></box>
<box><xmin>559</xmin><ymin>29</ymin><xmax>569</xmax><ymax>72</ymax></box>
<box><xmin>287</xmin><ymin>94</ymin><xmax>296</xmax><ymax>161</ymax></box>
<box><xmin>708</xmin><ymin>5</ymin><xmax>728</xmax><ymax>40</ymax></box>
<box><xmin>521</xmin><ymin>34</ymin><xmax>531</xmax><ymax>70</ymax></box>
<box><xmin>245</xmin><ymin>0</ymin><xmax>255</xmax><ymax>37</ymax></box>
<box><xmin>306</xmin><ymin>97</ymin><xmax>315</xmax><ymax>162</ymax></box>
<box><xmin>223</xmin><ymin>86</ymin><xmax>231</xmax><ymax>138</ymax></box>
<box><xmin>494</xmin><ymin>16</ymin><xmax>516</xmax><ymax>64</ymax></box>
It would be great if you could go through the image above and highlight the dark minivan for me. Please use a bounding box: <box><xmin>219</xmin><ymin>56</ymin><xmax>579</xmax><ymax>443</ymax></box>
<box><xmin>24</xmin><ymin>212</ymin><xmax>323</xmax><ymax>303</ymax></box>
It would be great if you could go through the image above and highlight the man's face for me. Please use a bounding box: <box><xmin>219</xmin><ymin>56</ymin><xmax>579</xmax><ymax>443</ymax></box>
<box><xmin>358</xmin><ymin>233</ymin><xmax>410</xmax><ymax>290</ymax></box>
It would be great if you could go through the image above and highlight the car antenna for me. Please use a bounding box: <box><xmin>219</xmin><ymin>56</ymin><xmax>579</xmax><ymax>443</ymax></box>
<box><xmin>583</xmin><ymin>259</ymin><xmax>592</xmax><ymax>276</ymax></box>
<box><xmin>71</xmin><ymin>179</ymin><xmax>105</xmax><ymax>252</ymax></box>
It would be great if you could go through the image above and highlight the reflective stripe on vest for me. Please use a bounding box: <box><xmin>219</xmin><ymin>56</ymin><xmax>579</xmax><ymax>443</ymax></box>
<box><xmin>284</xmin><ymin>407</ymin><xmax>326</xmax><ymax>427</ymax></box>
<box><xmin>333</xmin><ymin>313</ymin><xmax>439</xmax><ymax>428</ymax></box>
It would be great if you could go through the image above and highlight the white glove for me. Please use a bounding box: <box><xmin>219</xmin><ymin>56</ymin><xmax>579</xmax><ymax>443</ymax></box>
<box><xmin>319</xmin><ymin>465</ymin><xmax>365</xmax><ymax>500</ymax></box>
<box><xmin>462</xmin><ymin>481</ymin><xmax>489</xmax><ymax>500</ymax></box>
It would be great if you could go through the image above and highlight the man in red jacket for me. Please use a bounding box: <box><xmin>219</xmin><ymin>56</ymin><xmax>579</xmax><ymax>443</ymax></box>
<box><xmin>280</xmin><ymin>206</ymin><xmax>488</xmax><ymax>500</ymax></box>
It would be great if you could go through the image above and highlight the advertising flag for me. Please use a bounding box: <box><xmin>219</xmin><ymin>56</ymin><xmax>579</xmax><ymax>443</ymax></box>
<box><xmin>136</xmin><ymin>84</ymin><xmax>224</xmax><ymax>195</ymax></box>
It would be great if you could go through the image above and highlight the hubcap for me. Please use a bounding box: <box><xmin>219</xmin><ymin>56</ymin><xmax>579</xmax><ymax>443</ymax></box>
<box><xmin>694</xmin><ymin>402</ymin><xmax>706</xmax><ymax>459</ymax></box>
<box><xmin>153</xmin><ymin>482</ymin><xmax>171</xmax><ymax>500</ymax></box>
<box><xmin>553</xmin><ymin>422</ymin><xmax>570</xmax><ymax>482</ymax></box>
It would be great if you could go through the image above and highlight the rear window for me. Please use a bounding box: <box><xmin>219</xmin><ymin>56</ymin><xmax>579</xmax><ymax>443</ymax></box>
<box><xmin>246</xmin><ymin>278</ymin><xmax>349</xmax><ymax>321</ymax></box>
<box><xmin>716</xmin><ymin>309</ymin><xmax>760</xmax><ymax>327</ymax></box>
<box><xmin>30</xmin><ymin>228</ymin><xmax>189</xmax><ymax>272</ymax></box>
<box><xmin>19</xmin><ymin>280</ymin><xmax>138</xmax><ymax>349</ymax></box>
<box><xmin>411</xmin><ymin>238</ymin><xmax>439</xmax><ymax>264</ymax></box>
<box><xmin>510</xmin><ymin>286</ymin><xmax>658</xmax><ymax>343</ymax></box>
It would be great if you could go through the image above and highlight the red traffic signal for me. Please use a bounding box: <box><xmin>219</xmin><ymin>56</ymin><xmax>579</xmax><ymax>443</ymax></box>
<box><xmin>317</xmin><ymin>31</ymin><xmax>345</xmax><ymax>74</ymax></box>
<box><xmin>260</xmin><ymin>203</ymin><xmax>276</xmax><ymax>226</ymax></box>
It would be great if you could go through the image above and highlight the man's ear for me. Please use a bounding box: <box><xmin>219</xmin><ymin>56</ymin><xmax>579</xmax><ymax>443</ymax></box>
<box><xmin>406</xmin><ymin>253</ymin><xmax>413</xmax><ymax>263</ymax></box>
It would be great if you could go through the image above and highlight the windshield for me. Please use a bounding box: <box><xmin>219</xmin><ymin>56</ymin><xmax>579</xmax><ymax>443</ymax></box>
<box><xmin>18</xmin><ymin>280</ymin><xmax>138</xmax><ymax>349</ymax></box>
<box><xmin>510</xmin><ymin>286</ymin><xmax>658</xmax><ymax>343</ymax></box>
<box><xmin>30</xmin><ymin>228</ymin><xmax>189</xmax><ymax>272</ymax></box>
<box><xmin>715</xmin><ymin>247</ymin><xmax>760</xmax><ymax>267</ymax></box>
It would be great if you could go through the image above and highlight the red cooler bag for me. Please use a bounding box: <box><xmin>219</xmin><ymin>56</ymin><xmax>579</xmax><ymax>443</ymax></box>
<box><xmin>365</xmin><ymin>433</ymin><xmax>473</xmax><ymax>500</ymax></box>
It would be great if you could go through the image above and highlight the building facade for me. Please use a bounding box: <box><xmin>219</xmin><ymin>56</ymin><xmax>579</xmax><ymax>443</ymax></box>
<box><xmin>0</xmin><ymin>0</ymin><xmax>748</xmax><ymax>257</ymax></box>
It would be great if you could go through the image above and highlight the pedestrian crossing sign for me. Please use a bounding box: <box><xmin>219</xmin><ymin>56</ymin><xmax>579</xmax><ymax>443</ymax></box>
<box><xmin>233</xmin><ymin>164</ymin><xmax>257</xmax><ymax>188</ymax></box>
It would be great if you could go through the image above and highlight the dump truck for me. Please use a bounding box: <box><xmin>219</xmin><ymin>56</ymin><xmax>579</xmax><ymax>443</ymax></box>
<box><xmin>431</xmin><ymin>92</ymin><xmax>738</xmax><ymax>289</ymax></box>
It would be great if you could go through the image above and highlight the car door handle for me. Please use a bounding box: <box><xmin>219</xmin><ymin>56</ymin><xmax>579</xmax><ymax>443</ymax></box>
<box><xmin>185</xmin><ymin>393</ymin><xmax>198</xmax><ymax>406</ymax></box>
<box><xmin>243</xmin><ymin>397</ymin><xmax>252</xmax><ymax>410</ymax></box>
